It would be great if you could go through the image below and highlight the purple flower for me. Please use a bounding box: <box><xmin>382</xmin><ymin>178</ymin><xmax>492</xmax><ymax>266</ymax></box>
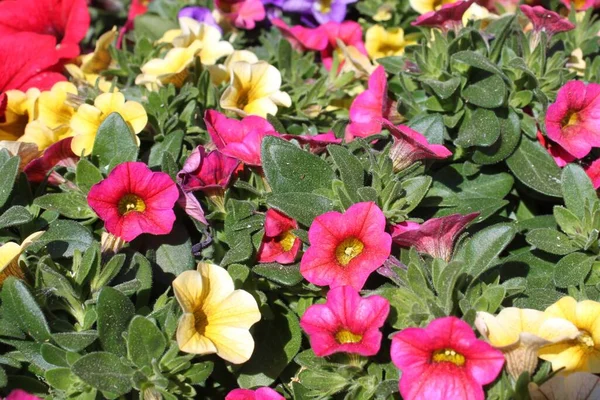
<box><xmin>275</xmin><ymin>0</ymin><xmax>357</xmax><ymax>24</ymax></box>
<box><xmin>178</xmin><ymin>6</ymin><xmax>222</xmax><ymax>32</ymax></box>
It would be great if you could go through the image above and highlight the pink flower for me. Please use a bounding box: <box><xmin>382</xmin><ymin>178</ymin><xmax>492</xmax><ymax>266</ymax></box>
<box><xmin>300</xmin><ymin>202</ymin><xmax>392</xmax><ymax>290</ymax></box>
<box><xmin>536</xmin><ymin>131</ymin><xmax>576</xmax><ymax>167</ymax></box>
<box><xmin>300</xmin><ymin>285</ymin><xmax>390</xmax><ymax>357</ymax></box>
<box><xmin>5</xmin><ymin>390</ymin><xmax>42</xmax><ymax>400</ymax></box>
<box><xmin>225</xmin><ymin>387</ymin><xmax>284</xmax><ymax>400</ymax></box>
<box><xmin>320</xmin><ymin>21</ymin><xmax>367</xmax><ymax>71</ymax></box>
<box><xmin>545</xmin><ymin>80</ymin><xmax>600</xmax><ymax>159</ymax></box>
<box><xmin>283</xmin><ymin>131</ymin><xmax>342</xmax><ymax>153</ymax></box>
<box><xmin>87</xmin><ymin>162</ymin><xmax>179</xmax><ymax>242</ymax></box>
<box><xmin>383</xmin><ymin>121</ymin><xmax>453</xmax><ymax>172</ymax></box>
<box><xmin>215</xmin><ymin>0</ymin><xmax>266</xmax><ymax>29</ymax></box>
<box><xmin>559</xmin><ymin>0</ymin><xmax>593</xmax><ymax>11</ymax></box>
<box><xmin>412</xmin><ymin>0</ymin><xmax>475</xmax><ymax>31</ymax></box>
<box><xmin>585</xmin><ymin>158</ymin><xmax>600</xmax><ymax>189</ymax></box>
<box><xmin>391</xmin><ymin>317</ymin><xmax>505</xmax><ymax>400</ymax></box>
<box><xmin>391</xmin><ymin>213</ymin><xmax>479</xmax><ymax>261</ymax></box>
<box><xmin>24</xmin><ymin>138</ymin><xmax>79</xmax><ymax>185</ymax></box>
<box><xmin>520</xmin><ymin>5</ymin><xmax>575</xmax><ymax>35</ymax></box>
<box><xmin>177</xmin><ymin>146</ymin><xmax>240</xmax><ymax>193</ymax></box>
<box><xmin>204</xmin><ymin>110</ymin><xmax>280</xmax><ymax>166</ymax></box>
<box><xmin>271</xmin><ymin>18</ymin><xmax>328</xmax><ymax>52</ymax></box>
<box><xmin>257</xmin><ymin>209</ymin><xmax>301</xmax><ymax>264</ymax></box>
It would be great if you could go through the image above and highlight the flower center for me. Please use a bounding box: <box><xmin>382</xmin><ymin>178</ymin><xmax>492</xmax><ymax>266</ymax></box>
<box><xmin>277</xmin><ymin>230</ymin><xmax>296</xmax><ymax>252</ymax></box>
<box><xmin>194</xmin><ymin>308</ymin><xmax>208</xmax><ymax>335</ymax></box>
<box><xmin>335</xmin><ymin>329</ymin><xmax>362</xmax><ymax>344</ymax></box>
<box><xmin>577</xmin><ymin>331</ymin><xmax>595</xmax><ymax>352</ymax></box>
<box><xmin>236</xmin><ymin>87</ymin><xmax>251</xmax><ymax>110</ymax></box>
<box><xmin>432</xmin><ymin>348</ymin><xmax>466</xmax><ymax>366</ymax></box>
<box><xmin>316</xmin><ymin>0</ymin><xmax>332</xmax><ymax>13</ymax></box>
<box><xmin>562</xmin><ymin>111</ymin><xmax>579</xmax><ymax>128</ymax></box>
<box><xmin>335</xmin><ymin>237</ymin><xmax>364</xmax><ymax>266</ymax></box>
<box><xmin>117</xmin><ymin>194</ymin><xmax>146</xmax><ymax>215</ymax></box>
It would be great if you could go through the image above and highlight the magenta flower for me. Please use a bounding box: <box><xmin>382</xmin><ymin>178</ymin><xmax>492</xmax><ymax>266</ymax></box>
<box><xmin>520</xmin><ymin>5</ymin><xmax>575</xmax><ymax>36</ymax></box>
<box><xmin>87</xmin><ymin>162</ymin><xmax>179</xmax><ymax>242</ymax></box>
<box><xmin>383</xmin><ymin>121</ymin><xmax>453</xmax><ymax>172</ymax></box>
<box><xmin>283</xmin><ymin>131</ymin><xmax>342</xmax><ymax>153</ymax></box>
<box><xmin>5</xmin><ymin>390</ymin><xmax>42</xmax><ymax>400</ymax></box>
<box><xmin>300</xmin><ymin>285</ymin><xmax>390</xmax><ymax>357</ymax></box>
<box><xmin>24</xmin><ymin>137</ymin><xmax>78</xmax><ymax>185</ymax></box>
<box><xmin>320</xmin><ymin>21</ymin><xmax>367</xmax><ymax>71</ymax></box>
<box><xmin>300</xmin><ymin>202</ymin><xmax>392</xmax><ymax>290</ymax></box>
<box><xmin>204</xmin><ymin>110</ymin><xmax>280</xmax><ymax>166</ymax></box>
<box><xmin>225</xmin><ymin>387</ymin><xmax>284</xmax><ymax>400</ymax></box>
<box><xmin>412</xmin><ymin>0</ymin><xmax>475</xmax><ymax>31</ymax></box>
<box><xmin>391</xmin><ymin>317</ymin><xmax>505</xmax><ymax>400</ymax></box>
<box><xmin>536</xmin><ymin>131</ymin><xmax>576</xmax><ymax>168</ymax></box>
<box><xmin>215</xmin><ymin>0</ymin><xmax>266</xmax><ymax>29</ymax></box>
<box><xmin>177</xmin><ymin>146</ymin><xmax>240</xmax><ymax>193</ymax></box>
<box><xmin>271</xmin><ymin>18</ymin><xmax>328</xmax><ymax>52</ymax></box>
<box><xmin>585</xmin><ymin>158</ymin><xmax>600</xmax><ymax>189</ymax></box>
<box><xmin>545</xmin><ymin>80</ymin><xmax>600</xmax><ymax>158</ymax></box>
<box><xmin>257</xmin><ymin>209</ymin><xmax>302</xmax><ymax>264</ymax></box>
<box><xmin>391</xmin><ymin>213</ymin><xmax>479</xmax><ymax>261</ymax></box>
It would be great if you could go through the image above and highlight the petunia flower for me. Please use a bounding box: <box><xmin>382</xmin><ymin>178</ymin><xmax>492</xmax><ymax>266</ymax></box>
<box><xmin>539</xmin><ymin>296</ymin><xmax>600</xmax><ymax>374</ymax></box>
<box><xmin>257</xmin><ymin>209</ymin><xmax>301</xmax><ymax>264</ymax></box>
<box><xmin>412</xmin><ymin>0</ymin><xmax>475</xmax><ymax>32</ymax></box>
<box><xmin>365</xmin><ymin>25</ymin><xmax>418</xmax><ymax>60</ymax></box>
<box><xmin>409</xmin><ymin>0</ymin><xmax>458</xmax><ymax>15</ymax></box>
<box><xmin>280</xmin><ymin>0</ymin><xmax>358</xmax><ymax>25</ymax></box>
<box><xmin>529</xmin><ymin>372</ymin><xmax>600</xmax><ymax>400</ymax></box>
<box><xmin>391</xmin><ymin>316</ymin><xmax>505</xmax><ymax>400</ymax></box>
<box><xmin>300</xmin><ymin>202</ymin><xmax>392</xmax><ymax>290</ymax></box>
<box><xmin>475</xmin><ymin>308</ymin><xmax>579</xmax><ymax>380</ymax></box>
<box><xmin>136</xmin><ymin>42</ymin><xmax>203</xmax><ymax>90</ymax></box>
<box><xmin>545</xmin><ymin>80</ymin><xmax>600</xmax><ymax>159</ymax></box>
<box><xmin>214</xmin><ymin>0</ymin><xmax>266</xmax><ymax>30</ymax></box>
<box><xmin>69</xmin><ymin>92</ymin><xmax>147</xmax><ymax>156</ymax></box>
<box><xmin>585</xmin><ymin>158</ymin><xmax>600</xmax><ymax>189</ymax></box>
<box><xmin>207</xmin><ymin>50</ymin><xmax>259</xmax><ymax>86</ymax></box>
<box><xmin>226</xmin><ymin>387</ymin><xmax>284</xmax><ymax>400</ymax></box>
<box><xmin>173</xmin><ymin>262</ymin><xmax>261</xmax><ymax>363</ymax></box>
<box><xmin>567</xmin><ymin>48</ymin><xmax>586</xmax><ymax>78</ymax></box>
<box><xmin>24</xmin><ymin>137</ymin><xmax>78</xmax><ymax>185</ymax></box>
<box><xmin>383</xmin><ymin>122</ymin><xmax>453</xmax><ymax>172</ymax></box>
<box><xmin>390</xmin><ymin>213</ymin><xmax>478</xmax><ymax>261</ymax></box>
<box><xmin>0</xmin><ymin>232</ymin><xmax>45</xmax><ymax>286</ymax></box>
<box><xmin>271</xmin><ymin>18</ymin><xmax>328</xmax><ymax>52</ymax></box>
<box><xmin>0</xmin><ymin>0</ymin><xmax>90</xmax><ymax>59</ymax></box>
<box><xmin>0</xmin><ymin>89</ymin><xmax>39</xmax><ymax>141</ymax></box>
<box><xmin>520</xmin><ymin>5</ymin><xmax>575</xmax><ymax>39</ymax></box>
<box><xmin>178</xmin><ymin>6</ymin><xmax>222</xmax><ymax>32</ymax></box>
<box><xmin>0</xmin><ymin>141</ymin><xmax>40</xmax><ymax>171</ymax></box>
<box><xmin>537</xmin><ymin>131</ymin><xmax>576</xmax><ymax>168</ymax></box>
<box><xmin>300</xmin><ymin>285</ymin><xmax>390</xmax><ymax>357</ymax></box>
<box><xmin>5</xmin><ymin>389</ymin><xmax>42</xmax><ymax>400</ymax></box>
<box><xmin>220</xmin><ymin>61</ymin><xmax>292</xmax><ymax>117</ymax></box>
<box><xmin>205</xmin><ymin>110</ymin><xmax>280</xmax><ymax>166</ymax></box>
<box><xmin>320</xmin><ymin>21</ymin><xmax>368</xmax><ymax>71</ymax></box>
<box><xmin>87</xmin><ymin>162</ymin><xmax>179</xmax><ymax>242</ymax></box>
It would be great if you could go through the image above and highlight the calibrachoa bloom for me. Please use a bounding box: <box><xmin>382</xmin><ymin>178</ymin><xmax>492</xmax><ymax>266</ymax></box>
<box><xmin>409</xmin><ymin>0</ymin><xmax>458</xmax><ymax>15</ymax></box>
<box><xmin>365</xmin><ymin>25</ymin><xmax>417</xmax><ymax>60</ymax></box>
<box><xmin>226</xmin><ymin>387</ymin><xmax>284</xmax><ymax>400</ymax></box>
<box><xmin>257</xmin><ymin>209</ymin><xmax>301</xmax><ymax>264</ymax></box>
<box><xmin>205</xmin><ymin>110</ymin><xmax>279</xmax><ymax>166</ymax></box>
<box><xmin>173</xmin><ymin>262</ymin><xmax>261</xmax><ymax>363</ymax></box>
<box><xmin>281</xmin><ymin>0</ymin><xmax>358</xmax><ymax>24</ymax></box>
<box><xmin>271</xmin><ymin>18</ymin><xmax>328</xmax><ymax>52</ymax></box>
<box><xmin>24</xmin><ymin>138</ymin><xmax>78</xmax><ymax>185</ymax></box>
<box><xmin>136</xmin><ymin>42</ymin><xmax>204</xmax><ymax>90</ymax></box>
<box><xmin>545</xmin><ymin>80</ymin><xmax>600</xmax><ymax>159</ymax></box>
<box><xmin>87</xmin><ymin>162</ymin><xmax>179</xmax><ymax>242</ymax></box>
<box><xmin>539</xmin><ymin>296</ymin><xmax>600</xmax><ymax>374</ymax></box>
<box><xmin>529</xmin><ymin>372</ymin><xmax>600</xmax><ymax>400</ymax></box>
<box><xmin>300</xmin><ymin>202</ymin><xmax>391</xmax><ymax>290</ymax></box>
<box><xmin>559</xmin><ymin>0</ymin><xmax>593</xmax><ymax>11</ymax></box>
<box><xmin>412</xmin><ymin>0</ymin><xmax>475</xmax><ymax>31</ymax></box>
<box><xmin>5</xmin><ymin>390</ymin><xmax>42</xmax><ymax>400</ymax></box>
<box><xmin>215</xmin><ymin>0</ymin><xmax>266</xmax><ymax>29</ymax></box>
<box><xmin>207</xmin><ymin>50</ymin><xmax>259</xmax><ymax>86</ymax></box>
<box><xmin>320</xmin><ymin>21</ymin><xmax>367</xmax><ymax>71</ymax></box>
<box><xmin>585</xmin><ymin>158</ymin><xmax>600</xmax><ymax>189</ymax></box>
<box><xmin>391</xmin><ymin>316</ymin><xmax>505</xmax><ymax>400</ymax></box>
<box><xmin>119</xmin><ymin>0</ymin><xmax>150</xmax><ymax>47</ymax></box>
<box><xmin>300</xmin><ymin>285</ymin><xmax>390</xmax><ymax>356</ymax></box>
<box><xmin>0</xmin><ymin>89</ymin><xmax>39</xmax><ymax>141</ymax></box>
<box><xmin>519</xmin><ymin>5</ymin><xmax>575</xmax><ymax>37</ymax></box>
<box><xmin>0</xmin><ymin>232</ymin><xmax>44</xmax><ymax>286</ymax></box>
<box><xmin>537</xmin><ymin>131</ymin><xmax>576</xmax><ymax>168</ymax></box>
<box><xmin>178</xmin><ymin>6</ymin><xmax>222</xmax><ymax>32</ymax></box>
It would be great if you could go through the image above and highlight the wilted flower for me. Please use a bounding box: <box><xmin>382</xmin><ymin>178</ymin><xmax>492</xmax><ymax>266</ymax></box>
<box><xmin>529</xmin><ymin>372</ymin><xmax>600</xmax><ymax>400</ymax></box>
<box><xmin>0</xmin><ymin>232</ymin><xmax>44</xmax><ymax>286</ymax></box>
<box><xmin>300</xmin><ymin>285</ymin><xmax>389</xmax><ymax>356</ymax></box>
<box><xmin>173</xmin><ymin>262</ymin><xmax>261</xmax><ymax>363</ymax></box>
<box><xmin>365</xmin><ymin>25</ymin><xmax>417</xmax><ymax>60</ymax></box>
<box><xmin>412</xmin><ymin>0</ymin><xmax>475</xmax><ymax>31</ymax></box>
<box><xmin>257</xmin><ymin>209</ymin><xmax>301</xmax><ymax>264</ymax></box>
<box><xmin>391</xmin><ymin>316</ymin><xmax>505</xmax><ymax>400</ymax></box>
<box><xmin>409</xmin><ymin>0</ymin><xmax>458</xmax><ymax>15</ymax></box>
<box><xmin>226</xmin><ymin>387</ymin><xmax>284</xmax><ymax>400</ymax></box>
<box><xmin>300</xmin><ymin>202</ymin><xmax>392</xmax><ymax>290</ymax></box>
<box><xmin>24</xmin><ymin>137</ymin><xmax>78</xmax><ymax>185</ymax></box>
<box><xmin>282</xmin><ymin>131</ymin><xmax>342</xmax><ymax>153</ymax></box>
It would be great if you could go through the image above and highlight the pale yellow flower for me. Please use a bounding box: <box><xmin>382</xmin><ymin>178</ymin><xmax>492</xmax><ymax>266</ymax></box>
<box><xmin>365</xmin><ymin>25</ymin><xmax>418</xmax><ymax>60</ymax></box>
<box><xmin>337</xmin><ymin>40</ymin><xmax>376</xmax><ymax>79</ymax></box>
<box><xmin>476</xmin><ymin>308</ymin><xmax>579</xmax><ymax>380</ymax></box>
<box><xmin>207</xmin><ymin>50</ymin><xmax>259</xmax><ymax>86</ymax></box>
<box><xmin>462</xmin><ymin>3</ymin><xmax>499</xmax><ymax>28</ymax></box>
<box><xmin>567</xmin><ymin>48</ymin><xmax>586</xmax><ymax>77</ymax></box>
<box><xmin>0</xmin><ymin>232</ymin><xmax>44</xmax><ymax>286</ymax></box>
<box><xmin>539</xmin><ymin>296</ymin><xmax>600</xmax><ymax>374</ymax></box>
<box><xmin>529</xmin><ymin>372</ymin><xmax>600</xmax><ymax>400</ymax></box>
<box><xmin>69</xmin><ymin>92</ymin><xmax>147</xmax><ymax>156</ymax></box>
<box><xmin>373</xmin><ymin>4</ymin><xmax>393</xmax><ymax>21</ymax></box>
<box><xmin>410</xmin><ymin>0</ymin><xmax>457</xmax><ymax>14</ymax></box>
<box><xmin>0</xmin><ymin>89</ymin><xmax>39</xmax><ymax>141</ymax></box>
<box><xmin>220</xmin><ymin>61</ymin><xmax>291</xmax><ymax>117</ymax></box>
<box><xmin>0</xmin><ymin>141</ymin><xmax>40</xmax><ymax>170</ymax></box>
<box><xmin>173</xmin><ymin>262</ymin><xmax>261</xmax><ymax>364</ymax></box>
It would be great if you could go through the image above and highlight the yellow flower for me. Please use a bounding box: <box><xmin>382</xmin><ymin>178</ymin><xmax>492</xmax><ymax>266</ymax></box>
<box><xmin>462</xmin><ymin>3</ymin><xmax>499</xmax><ymax>29</ymax></box>
<box><xmin>529</xmin><ymin>372</ymin><xmax>600</xmax><ymax>400</ymax></box>
<box><xmin>220</xmin><ymin>61</ymin><xmax>292</xmax><ymax>117</ymax></box>
<box><xmin>173</xmin><ymin>262</ymin><xmax>261</xmax><ymax>364</ymax></box>
<box><xmin>0</xmin><ymin>141</ymin><xmax>40</xmax><ymax>170</ymax></box>
<box><xmin>69</xmin><ymin>92</ymin><xmax>147</xmax><ymax>156</ymax></box>
<box><xmin>373</xmin><ymin>4</ymin><xmax>393</xmax><ymax>21</ymax></box>
<box><xmin>410</xmin><ymin>0</ymin><xmax>457</xmax><ymax>14</ymax></box>
<box><xmin>476</xmin><ymin>308</ymin><xmax>579</xmax><ymax>380</ymax></box>
<box><xmin>365</xmin><ymin>25</ymin><xmax>418</xmax><ymax>60</ymax></box>
<box><xmin>539</xmin><ymin>296</ymin><xmax>600</xmax><ymax>374</ymax></box>
<box><xmin>567</xmin><ymin>48</ymin><xmax>586</xmax><ymax>77</ymax></box>
<box><xmin>207</xmin><ymin>50</ymin><xmax>259</xmax><ymax>86</ymax></box>
<box><xmin>337</xmin><ymin>40</ymin><xmax>376</xmax><ymax>79</ymax></box>
<box><xmin>0</xmin><ymin>232</ymin><xmax>44</xmax><ymax>286</ymax></box>
<box><xmin>0</xmin><ymin>89</ymin><xmax>39</xmax><ymax>141</ymax></box>
<box><xmin>19</xmin><ymin>121</ymin><xmax>66</xmax><ymax>151</ymax></box>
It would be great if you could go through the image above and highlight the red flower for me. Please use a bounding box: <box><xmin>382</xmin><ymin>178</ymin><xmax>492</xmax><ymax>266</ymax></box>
<box><xmin>87</xmin><ymin>162</ymin><xmax>179</xmax><ymax>242</ymax></box>
<box><xmin>536</xmin><ymin>131</ymin><xmax>576</xmax><ymax>168</ymax></box>
<box><xmin>177</xmin><ymin>146</ymin><xmax>240</xmax><ymax>193</ymax></box>
<box><xmin>0</xmin><ymin>0</ymin><xmax>90</xmax><ymax>59</ymax></box>
<box><xmin>119</xmin><ymin>0</ymin><xmax>151</xmax><ymax>48</ymax></box>
<box><xmin>391</xmin><ymin>317</ymin><xmax>505</xmax><ymax>400</ymax></box>
<box><xmin>271</xmin><ymin>18</ymin><xmax>328</xmax><ymax>52</ymax></box>
<box><xmin>257</xmin><ymin>209</ymin><xmax>301</xmax><ymax>264</ymax></box>
<box><xmin>520</xmin><ymin>5</ymin><xmax>575</xmax><ymax>36</ymax></box>
<box><xmin>412</xmin><ymin>0</ymin><xmax>475</xmax><ymax>31</ymax></box>
<box><xmin>24</xmin><ymin>138</ymin><xmax>78</xmax><ymax>185</ymax></box>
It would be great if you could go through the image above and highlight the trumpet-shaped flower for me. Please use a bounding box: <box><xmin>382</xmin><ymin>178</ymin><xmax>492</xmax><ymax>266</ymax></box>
<box><xmin>136</xmin><ymin>41</ymin><xmax>203</xmax><ymax>90</ymax></box>
<box><xmin>539</xmin><ymin>296</ymin><xmax>600</xmax><ymax>374</ymax></box>
<box><xmin>320</xmin><ymin>21</ymin><xmax>367</xmax><ymax>71</ymax></box>
<box><xmin>391</xmin><ymin>316</ymin><xmax>505</xmax><ymax>400</ymax></box>
<box><xmin>178</xmin><ymin>146</ymin><xmax>240</xmax><ymax>193</ymax></box>
<box><xmin>173</xmin><ymin>262</ymin><xmax>261</xmax><ymax>363</ymax></box>
<box><xmin>300</xmin><ymin>202</ymin><xmax>392</xmax><ymax>290</ymax></box>
<box><xmin>70</xmin><ymin>92</ymin><xmax>147</xmax><ymax>156</ymax></box>
<box><xmin>24</xmin><ymin>138</ymin><xmax>78</xmax><ymax>185</ymax></box>
<box><xmin>529</xmin><ymin>372</ymin><xmax>600</xmax><ymax>400</ymax></box>
<box><xmin>220</xmin><ymin>61</ymin><xmax>292</xmax><ymax>117</ymax></box>
<box><xmin>0</xmin><ymin>89</ymin><xmax>39</xmax><ymax>141</ymax></box>
<box><xmin>226</xmin><ymin>387</ymin><xmax>284</xmax><ymax>400</ymax></box>
<box><xmin>207</xmin><ymin>50</ymin><xmax>259</xmax><ymax>86</ymax></box>
<box><xmin>0</xmin><ymin>232</ymin><xmax>44</xmax><ymax>286</ymax></box>
<box><xmin>520</xmin><ymin>5</ymin><xmax>575</xmax><ymax>36</ymax></box>
<box><xmin>412</xmin><ymin>0</ymin><xmax>474</xmax><ymax>31</ymax></box>
<box><xmin>205</xmin><ymin>110</ymin><xmax>279</xmax><ymax>166</ymax></box>
<box><xmin>545</xmin><ymin>80</ymin><xmax>600</xmax><ymax>159</ymax></box>
<box><xmin>214</xmin><ymin>0</ymin><xmax>266</xmax><ymax>29</ymax></box>
<box><xmin>476</xmin><ymin>308</ymin><xmax>580</xmax><ymax>380</ymax></box>
<box><xmin>409</xmin><ymin>0</ymin><xmax>458</xmax><ymax>15</ymax></box>
<box><xmin>87</xmin><ymin>162</ymin><xmax>179</xmax><ymax>242</ymax></box>
<box><xmin>365</xmin><ymin>25</ymin><xmax>417</xmax><ymax>60</ymax></box>
<box><xmin>257</xmin><ymin>209</ymin><xmax>301</xmax><ymax>264</ymax></box>
<box><xmin>300</xmin><ymin>286</ymin><xmax>389</xmax><ymax>356</ymax></box>
<box><xmin>271</xmin><ymin>18</ymin><xmax>328</xmax><ymax>52</ymax></box>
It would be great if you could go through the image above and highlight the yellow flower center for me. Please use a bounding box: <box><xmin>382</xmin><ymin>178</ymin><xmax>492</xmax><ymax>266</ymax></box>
<box><xmin>335</xmin><ymin>237</ymin><xmax>364</xmax><ymax>267</ymax></box>
<box><xmin>317</xmin><ymin>0</ymin><xmax>332</xmax><ymax>13</ymax></box>
<box><xmin>577</xmin><ymin>331</ymin><xmax>596</xmax><ymax>353</ymax></box>
<box><xmin>432</xmin><ymin>349</ymin><xmax>466</xmax><ymax>366</ymax></box>
<box><xmin>277</xmin><ymin>230</ymin><xmax>296</xmax><ymax>252</ymax></box>
<box><xmin>562</xmin><ymin>111</ymin><xmax>579</xmax><ymax>129</ymax></box>
<box><xmin>117</xmin><ymin>194</ymin><xmax>146</xmax><ymax>215</ymax></box>
<box><xmin>194</xmin><ymin>308</ymin><xmax>208</xmax><ymax>335</ymax></box>
<box><xmin>236</xmin><ymin>87</ymin><xmax>252</xmax><ymax>110</ymax></box>
<box><xmin>335</xmin><ymin>329</ymin><xmax>363</xmax><ymax>344</ymax></box>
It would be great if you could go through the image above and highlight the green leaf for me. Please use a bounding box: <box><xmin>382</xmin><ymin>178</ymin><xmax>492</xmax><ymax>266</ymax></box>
<box><xmin>461</xmin><ymin>72</ymin><xmax>506</xmax><ymax>108</ymax></box>
<box><xmin>526</xmin><ymin>228</ymin><xmax>578</xmax><ymax>255</ymax></box>
<box><xmin>154</xmin><ymin>222</ymin><xmax>195</xmax><ymax>275</ymax></box>
<box><xmin>253</xmin><ymin>263</ymin><xmax>303</xmax><ymax>286</ymax></box>
<box><xmin>127</xmin><ymin>316</ymin><xmax>166</xmax><ymax>369</ymax></box>
<box><xmin>71</xmin><ymin>352</ymin><xmax>134</xmax><ymax>395</ymax></box>
<box><xmin>0</xmin><ymin>206</ymin><xmax>33</xmax><ymax>230</ymax></box>
<box><xmin>45</xmin><ymin>368</ymin><xmax>72</xmax><ymax>390</ymax></box>
<box><xmin>91</xmin><ymin>254</ymin><xmax>126</xmax><ymax>292</ymax></box>
<box><xmin>451</xmin><ymin>51</ymin><xmax>508</xmax><ymax>79</ymax></box>
<box><xmin>408</xmin><ymin>113</ymin><xmax>445</xmax><ymax>144</ymax></box>
<box><xmin>561</xmin><ymin>164</ymin><xmax>597</xmax><ymax>218</ymax></box>
<box><xmin>148</xmin><ymin>130</ymin><xmax>184</xmax><ymax>167</ymax></box>
<box><xmin>97</xmin><ymin>287</ymin><xmax>135</xmax><ymax>356</ymax></box>
<box><xmin>2</xmin><ymin>278</ymin><xmax>52</xmax><ymax>342</ymax></box>
<box><xmin>52</xmin><ymin>331</ymin><xmax>98</xmax><ymax>352</ymax></box>
<box><xmin>376</xmin><ymin>56</ymin><xmax>404</xmax><ymax>74</ymax></box>
<box><xmin>553</xmin><ymin>206</ymin><xmax>581</xmax><ymax>236</ymax></box>
<box><xmin>29</xmin><ymin>220</ymin><xmax>94</xmax><ymax>258</ymax></box>
<box><xmin>0</xmin><ymin>156</ymin><xmax>19</xmax><ymax>208</ymax></box>
<box><xmin>267</xmin><ymin>193</ymin><xmax>334</xmax><ymax>227</ymax></box>
<box><xmin>554</xmin><ymin>252</ymin><xmax>596</xmax><ymax>288</ymax></box>
<box><xmin>262</xmin><ymin>136</ymin><xmax>335</xmax><ymax>194</ymax></box>
<box><xmin>471</xmin><ymin>108</ymin><xmax>521</xmax><ymax>164</ymax></box>
<box><xmin>76</xmin><ymin>158</ymin><xmax>103</xmax><ymax>194</ymax></box>
<box><xmin>33</xmin><ymin>192</ymin><xmax>95</xmax><ymax>219</ymax></box>
<box><xmin>91</xmin><ymin>113</ymin><xmax>139</xmax><ymax>172</ymax></box>
<box><xmin>455</xmin><ymin>108</ymin><xmax>500</xmax><ymax>148</ymax></box>
<box><xmin>328</xmin><ymin>145</ymin><xmax>364</xmax><ymax>196</ymax></box>
<box><xmin>184</xmin><ymin>361</ymin><xmax>214</xmax><ymax>384</ymax></box>
<box><xmin>41</xmin><ymin>343</ymin><xmax>69</xmax><ymax>367</ymax></box>
<box><xmin>422</xmin><ymin>76</ymin><xmax>461</xmax><ymax>100</ymax></box>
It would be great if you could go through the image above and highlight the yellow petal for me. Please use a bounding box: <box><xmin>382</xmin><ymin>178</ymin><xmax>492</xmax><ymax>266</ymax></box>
<box><xmin>249</xmin><ymin>62</ymin><xmax>282</xmax><ymax>99</ymax></box>
<box><xmin>475</xmin><ymin>311</ymin><xmax>520</xmax><ymax>347</ymax></box>
<box><xmin>198</xmin><ymin>263</ymin><xmax>234</xmax><ymax>308</ymax></box>
<box><xmin>20</xmin><ymin>121</ymin><xmax>65</xmax><ymax>151</ymax></box>
<box><xmin>539</xmin><ymin>342</ymin><xmax>588</xmax><ymax>373</ymax></box>
<box><xmin>244</xmin><ymin>98</ymin><xmax>277</xmax><ymax>118</ymax></box>
<box><xmin>545</xmin><ymin>296</ymin><xmax>578</xmax><ymax>322</ymax></box>
<box><xmin>0</xmin><ymin>242</ymin><xmax>22</xmax><ymax>271</ymax></box>
<box><xmin>70</xmin><ymin>104</ymin><xmax>102</xmax><ymax>138</ymax></box>
<box><xmin>538</xmin><ymin>318</ymin><xmax>581</xmax><ymax>343</ymax></box>
<box><xmin>207</xmin><ymin>290</ymin><xmax>260</xmax><ymax>329</ymax></box>
<box><xmin>204</xmin><ymin>325</ymin><xmax>256</xmax><ymax>364</ymax></box>
<box><xmin>176</xmin><ymin>313</ymin><xmax>218</xmax><ymax>354</ymax></box>
<box><xmin>36</xmin><ymin>82</ymin><xmax>78</xmax><ymax>130</ymax></box>
<box><xmin>224</xmin><ymin>50</ymin><xmax>259</xmax><ymax>69</ymax></box>
<box><xmin>575</xmin><ymin>300</ymin><xmax>600</xmax><ymax>333</ymax></box>
<box><xmin>120</xmin><ymin>102</ymin><xmax>148</xmax><ymax>134</ymax></box>
<box><xmin>173</xmin><ymin>270</ymin><xmax>205</xmax><ymax>313</ymax></box>
<box><xmin>81</xmin><ymin>27</ymin><xmax>118</xmax><ymax>73</ymax></box>
<box><xmin>199</xmin><ymin>41</ymin><xmax>234</xmax><ymax>66</ymax></box>
<box><xmin>94</xmin><ymin>92</ymin><xmax>126</xmax><ymax>116</ymax></box>
<box><xmin>70</xmin><ymin>133</ymin><xmax>97</xmax><ymax>157</ymax></box>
